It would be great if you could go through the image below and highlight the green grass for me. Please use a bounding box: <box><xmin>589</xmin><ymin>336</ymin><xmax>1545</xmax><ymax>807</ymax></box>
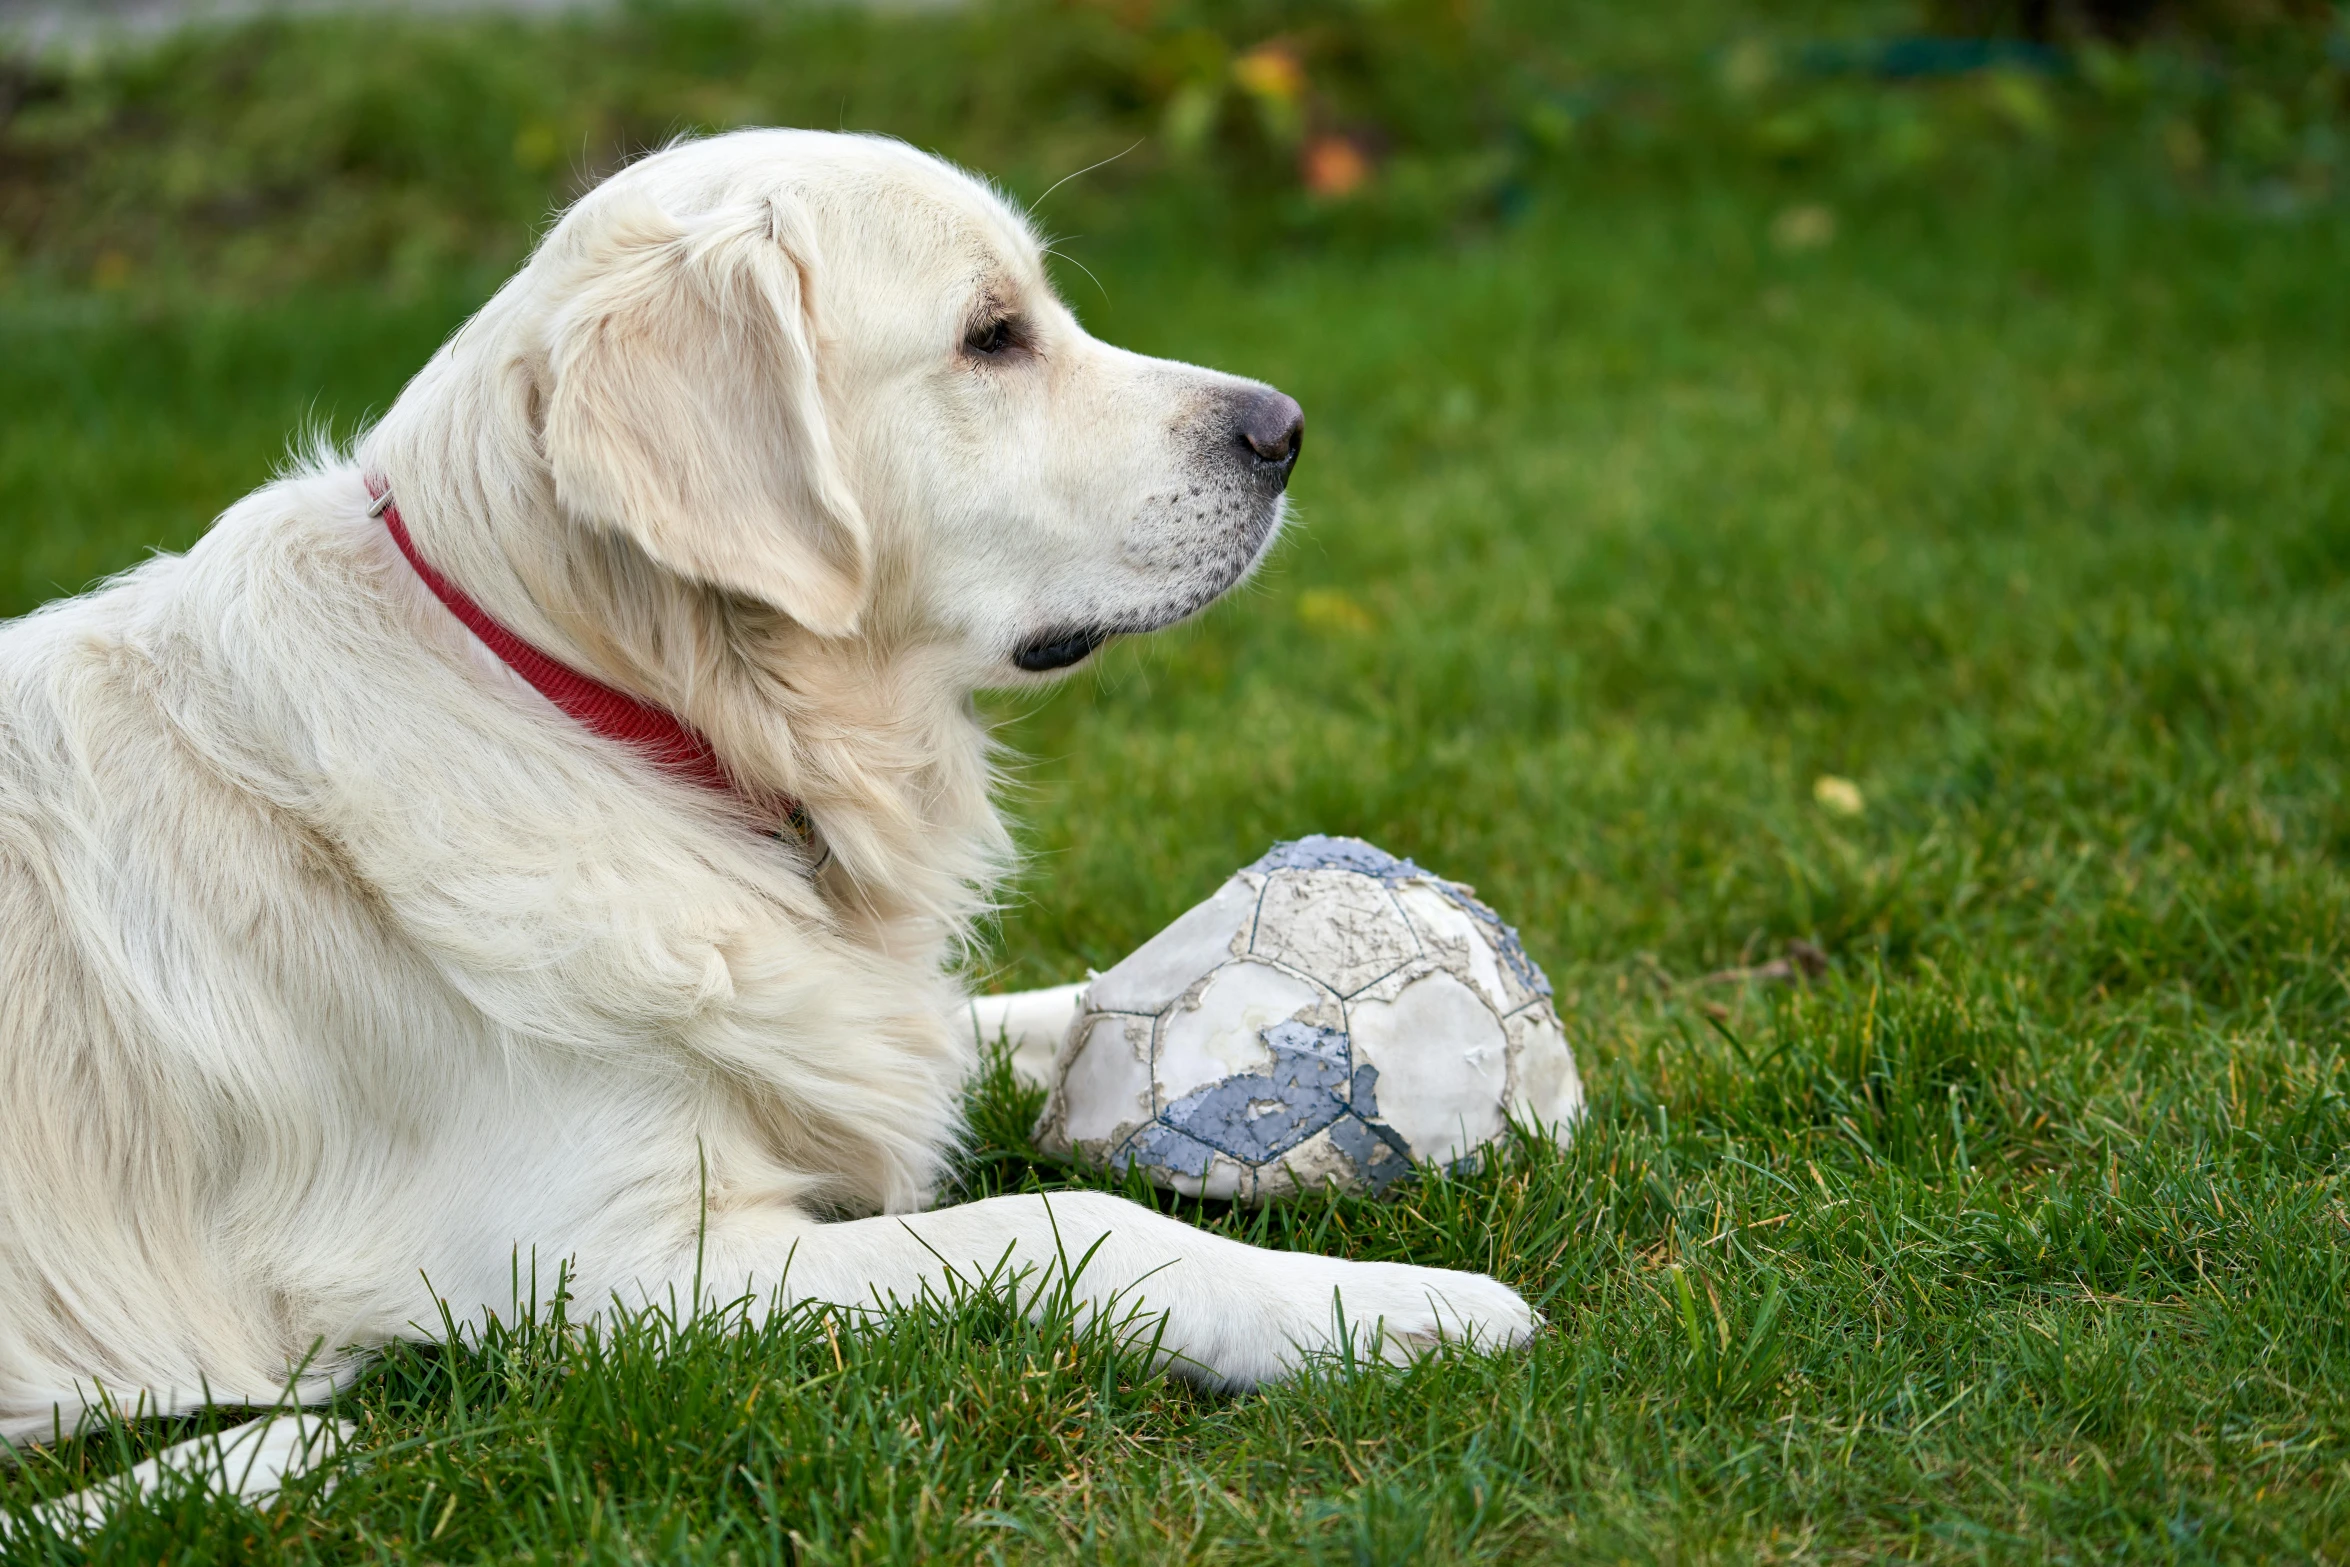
<box><xmin>6</xmin><ymin>51</ymin><xmax>2350</xmax><ymax>1567</ymax></box>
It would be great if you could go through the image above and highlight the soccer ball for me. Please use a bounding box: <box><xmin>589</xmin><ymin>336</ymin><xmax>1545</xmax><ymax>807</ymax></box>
<box><xmin>1033</xmin><ymin>836</ymin><xmax>1583</xmax><ymax>1204</ymax></box>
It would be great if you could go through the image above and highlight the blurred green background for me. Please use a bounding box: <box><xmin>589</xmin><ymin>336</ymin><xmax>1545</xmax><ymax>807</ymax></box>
<box><xmin>4</xmin><ymin>2</ymin><xmax>2350</xmax><ymax>1561</ymax></box>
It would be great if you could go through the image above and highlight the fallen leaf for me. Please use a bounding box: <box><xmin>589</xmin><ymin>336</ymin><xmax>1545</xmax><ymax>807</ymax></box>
<box><xmin>1813</xmin><ymin>775</ymin><xmax>1865</xmax><ymax>816</ymax></box>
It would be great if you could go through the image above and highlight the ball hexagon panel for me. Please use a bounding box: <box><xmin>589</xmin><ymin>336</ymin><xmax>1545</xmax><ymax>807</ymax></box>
<box><xmin>1247</xmin><ymin>869</ymin><xmax>1423</xmax><ymax>998</ymax></box>
<box><xmin>1503</xmin><ymin>1005</ymin><xmax>1584</xmax><ymax>1129</ymax></box>
<box><xmin>1057</xmin><ymin>1012</ymin><xmax>1153</xmax><ymax>1148</ymax></box>
<box><xmin>1150</xmin><ymin>960</ymin><xmax>1335</xmax><ymax>1112</ymax></box>
<box><xmin>1085</xmin><ymin>875</ymin><xmax>1259</xmax><ymax>1015</ymax></box>
<box><xmin>1390</xmin><ymin>882</ymin><xmax>1512</xmax><ymax>1015</ymax></box>
<box><xmin>1343</xmin><ymin>968</ymin><xmax>1510</xmax><ymax>1164</ymax></box>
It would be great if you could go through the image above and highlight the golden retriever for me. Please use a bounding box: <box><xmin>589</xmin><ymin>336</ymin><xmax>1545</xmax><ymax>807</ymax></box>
<box><xmin>0</xmin><ymin>130</ymin><xmax>1533</xmax><ymax>1513</ymax></box>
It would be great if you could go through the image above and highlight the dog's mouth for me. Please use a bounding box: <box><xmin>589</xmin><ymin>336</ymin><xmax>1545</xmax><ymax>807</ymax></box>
<box><xmin>1010</xmin><ymin>492</ymin><xmax>1290</xmax><ymax>676</ymax></box>
<box><xmin>1012</xmin><ymin>627</ymin><xmax>1112</xmax><ymax>672</ymax></box>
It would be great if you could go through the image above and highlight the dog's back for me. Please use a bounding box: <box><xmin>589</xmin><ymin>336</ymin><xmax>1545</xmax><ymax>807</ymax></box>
<box><xmin>0</xmin><ymin>499</ymin><xmax>365</xmax><ymax>1438</ymax></box>
<box><xmin>0</xmin><ymin>479</ymin><xmax>654</xmax><ymax>1439</ymax></box>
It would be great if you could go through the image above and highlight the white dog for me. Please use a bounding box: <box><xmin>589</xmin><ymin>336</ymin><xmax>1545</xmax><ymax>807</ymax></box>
<box><xmin>0</xmin><ymin>130</ymin><xmax>1533</xmax><ymax>1508</ymax></box>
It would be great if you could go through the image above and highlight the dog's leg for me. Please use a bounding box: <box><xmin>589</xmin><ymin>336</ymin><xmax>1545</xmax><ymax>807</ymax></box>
<box><xmin>14</xmin><ymin>1413</ymin><xmax>350</xmax><ymax>1539</ymax></box>
<box><xmin>701</xmin><ymin>1189</ymin><xmax>1535</xmax><ymax>1390</ymax></box>
<box><xmin>966</xmin><ymin>982</ymin><xmax>1088</xmax><ymax>1090</ymax></box>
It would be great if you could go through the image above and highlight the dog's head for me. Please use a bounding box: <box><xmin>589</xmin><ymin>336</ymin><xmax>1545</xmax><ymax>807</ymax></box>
<box><xmin>527</xmin><ymin>130</ymin><xmax>1299</xmax><ymax>681</ymax></box>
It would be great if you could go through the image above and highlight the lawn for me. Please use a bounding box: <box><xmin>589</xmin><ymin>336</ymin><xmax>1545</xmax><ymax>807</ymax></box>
<box><xmin>4</xmin><ymin>5</ymin><xmax>2350</xmax><ymax>1562</ymax></box>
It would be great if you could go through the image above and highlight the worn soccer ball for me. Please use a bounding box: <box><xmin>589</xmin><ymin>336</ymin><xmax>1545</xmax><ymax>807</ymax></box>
<box><xmin>1033</xmin><ymin>836</ymin><xmax>1583</xmax><ymax>1204</ymax></box>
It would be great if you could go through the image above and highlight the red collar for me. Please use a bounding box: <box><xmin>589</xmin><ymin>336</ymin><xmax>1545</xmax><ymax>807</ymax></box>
<box><xmin>369</xmin><ymin>479</ymin><xmax>802</xmax><ymax>835</ymax></box>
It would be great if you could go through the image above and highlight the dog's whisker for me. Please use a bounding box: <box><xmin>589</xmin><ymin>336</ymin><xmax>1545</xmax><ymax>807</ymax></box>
<box><xmin>1044</xmin><ymin>246</ymin><xmax>1112</xmax><ymax>307</ymax></box>
<box><xmin>1028</xmin><ymin>139</ymin><xmax>1143</xmax><ymax>212</ymax></box>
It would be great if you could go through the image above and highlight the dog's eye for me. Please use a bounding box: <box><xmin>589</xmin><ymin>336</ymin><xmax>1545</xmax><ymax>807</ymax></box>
<box><xmin>964</xmin><ymin>316</ymin><xmax>1022</xmax><ymax>358</ymax></box>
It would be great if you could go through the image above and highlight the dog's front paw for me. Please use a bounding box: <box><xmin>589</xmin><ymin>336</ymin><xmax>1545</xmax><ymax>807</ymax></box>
<box><xmin>1181</xmin><ymin>1254</ymin><xmax>1538</xmax><ymax>1390</ymax></box>
<box><xmin>1335</xmin><ymin>1259</ymin><xmax>1539</xmax><ymax>1359</ymax></box>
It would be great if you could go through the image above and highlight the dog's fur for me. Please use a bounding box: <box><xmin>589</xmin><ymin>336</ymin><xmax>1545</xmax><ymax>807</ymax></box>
<box><xmin>0</xmin><ymin>130</ymin><xmax>1533</xmax><ymax>1453</ymax></box>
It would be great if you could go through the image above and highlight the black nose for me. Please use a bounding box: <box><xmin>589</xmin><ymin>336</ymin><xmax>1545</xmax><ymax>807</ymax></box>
<box><xmin>1236</xmin><ymin>389</ymin><xmax>1305</xmax><ymax>471</ymax></box>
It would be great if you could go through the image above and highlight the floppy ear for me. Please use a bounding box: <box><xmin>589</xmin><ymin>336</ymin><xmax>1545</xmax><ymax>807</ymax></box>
<box><xmin>543</xmin><ymin>192</ymin><xmax>869</xmax><ymax>636</ymax></box>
